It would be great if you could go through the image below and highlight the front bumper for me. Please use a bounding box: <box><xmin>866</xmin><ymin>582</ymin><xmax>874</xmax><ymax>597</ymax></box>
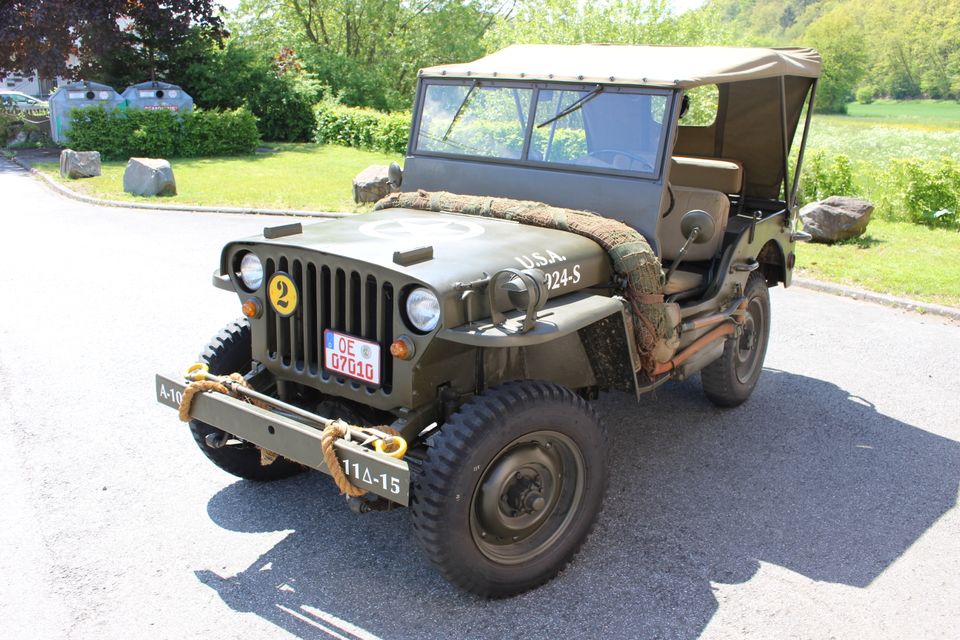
<box><xmin>155</xmin><ymin>374</ymin><xmax>410</xmax><ymax>505</ymax></box>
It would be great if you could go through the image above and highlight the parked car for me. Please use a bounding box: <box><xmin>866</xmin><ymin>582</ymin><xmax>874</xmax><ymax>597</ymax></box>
<box><xmin>0</xmin><ymin>90</ymin><xmax>49</xmax><ymax>111</ymax></box>
<box><xmin>156</xmin><ymin>44</ymin><xmax>822</xmax><ymax>597</ymax></box>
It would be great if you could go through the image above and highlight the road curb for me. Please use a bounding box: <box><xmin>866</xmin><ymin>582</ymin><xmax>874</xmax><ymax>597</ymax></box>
<box><xmin>4</xmin><ymin>154</ymin><xmax>348</xmax><ymax>219</ymax></box>
<box><xmin>792</xmin><ymin>277</ymin><xmax>960</xmax><ymax>320</ymax></box>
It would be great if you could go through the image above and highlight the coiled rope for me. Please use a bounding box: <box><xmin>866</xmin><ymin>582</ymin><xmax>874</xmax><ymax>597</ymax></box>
<box><xmin>178</xmin><ymin>373</ymin><xmax>402</xmax><ymax>497</ymax></box>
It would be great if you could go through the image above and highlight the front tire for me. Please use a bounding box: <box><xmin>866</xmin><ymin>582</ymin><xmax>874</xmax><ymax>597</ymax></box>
<box><xmin>410</xmin><ymin>381</ymin><xmax>608</xmax><ymax>597</ymax></box>
<box><xmin>701</xmin><ymin>271</ymin><xmax>771</xmax><ymax>407</ymax></box>
<box><xmin>188</xmin><ymin>319</ymin><xmax>305</xmax><ymax>482</ymax></box>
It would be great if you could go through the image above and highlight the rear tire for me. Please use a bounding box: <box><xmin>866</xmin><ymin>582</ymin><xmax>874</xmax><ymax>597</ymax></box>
<box><xmin>188</xmin><ymin>319</ymin><xmax>305</xmax><ymax>482</ymax></box>
<box><xmin>410</xmin><ymin>381</ymin><xmax>608</xmax><ymax>597</ymax></box>
<box><xmin>701</xmin><ymin>271</ymin><xmax>771</xmax><ymax>407</ymax></box>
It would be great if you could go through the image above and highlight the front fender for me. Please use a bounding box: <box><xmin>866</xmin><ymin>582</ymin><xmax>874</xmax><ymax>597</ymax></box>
<box><xmin>437</xmin><ymin>291</ymin><xmax>626</xmax><ymax>347</ymax></box>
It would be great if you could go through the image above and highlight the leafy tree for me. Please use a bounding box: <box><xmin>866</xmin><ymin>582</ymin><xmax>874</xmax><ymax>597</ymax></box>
<box><xmin>0</xmin><ymin>1</ymin><xmax>227</xmax><ymax>87</ymax></box>
<box><xmin>229</xmin><ymin>0</ymin><xmax>511</xmax><ymax>111</ymax></box>
<box><xmin>484</xmin><ymin>0</ymin><xmax>732</xmax><ymax>49</ymax></box>
<box><xmin>801</xmin><ymin>9</ymin><xmax>866</xmax><ymax>113</ymax></box>
<box><xmin>179</xmin><ymin>42</ymin><xmax>321</xmax><ymax>141</ymax></box>
<box><xmin>701</xmin><ymin>0</ymin><xmax>960</xmax><ymax>100</ymax></box>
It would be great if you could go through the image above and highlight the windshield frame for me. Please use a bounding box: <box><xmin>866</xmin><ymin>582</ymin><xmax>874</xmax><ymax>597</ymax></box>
<box><xmin>410</xmin><ymin>78</ymin><xmax>675</xmax><ymax>181</ymax></box>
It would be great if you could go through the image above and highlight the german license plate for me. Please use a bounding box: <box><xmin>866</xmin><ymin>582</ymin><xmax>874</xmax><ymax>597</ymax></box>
<box><xmin>324</xmin><ymin>330</ymin><xmax>381</xmax><ymax>385</ymax></box>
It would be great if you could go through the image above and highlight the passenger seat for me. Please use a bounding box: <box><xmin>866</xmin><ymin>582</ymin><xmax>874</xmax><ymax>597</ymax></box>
<box><xmin>659</xmin><ymin>156</ymin><xmax>744</xmax><ymax>295</ymax></box>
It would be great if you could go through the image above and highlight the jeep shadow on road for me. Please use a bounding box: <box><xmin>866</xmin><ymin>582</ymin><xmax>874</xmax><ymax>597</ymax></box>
<box><xmin>196</xmin><ymin>368</ymin><xmax>960</xmax><ymax>639</ymax></box>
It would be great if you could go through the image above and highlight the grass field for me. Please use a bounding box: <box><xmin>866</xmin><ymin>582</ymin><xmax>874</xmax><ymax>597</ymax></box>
<box><xmin>34</xmin><ymin>143</ymin><xmax>402</xmax><ymax>213</ymax></box>
<box><xmin>807</xmin><ymin>117</ymin><xmax>960</xmax><ymax>164</ymax></box>
<box><xmin>797</xmin><ymin>101</ymin><xmax>960</xmax><ymax>305</ymax></box>
<box><xmin>795</xmin><ymin>219</ymin><xmax>960</xmax><ymax>307</ymax></box>
<box><xmin>844</xmin><ymin>99</ymin><xmax>960</xmax><ymax>129</ymax></box>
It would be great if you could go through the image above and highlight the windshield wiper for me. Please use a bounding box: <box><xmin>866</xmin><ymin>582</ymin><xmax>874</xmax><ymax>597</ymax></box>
<box><xmin>441</xmin><ymin>80</ymin><xmax>480</xmax><ymax>142</ymax></box>
<box><xmin>536</xmin><ymin>85</ymin><xmax>603</xmax><ymax>128</ymax></box>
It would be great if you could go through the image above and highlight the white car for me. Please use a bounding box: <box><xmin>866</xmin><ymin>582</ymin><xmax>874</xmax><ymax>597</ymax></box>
<box><xmin>0</xmin><ymin>91</ymin><xmax>49</xmax><ymax>111</ymax></box>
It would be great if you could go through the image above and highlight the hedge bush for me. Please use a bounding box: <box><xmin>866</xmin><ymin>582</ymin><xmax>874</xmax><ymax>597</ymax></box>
<box><xmin>67</xmin><ymin>107</ymin><xmax>259</xmax><ymax>159</ymax></box>
<box><xmin>314</xmin><ymin>102</ymin><xmax>409</xmax><ymax>154</ymax></box>
<box><xmin>897</xmin><ymin>158</ymin><xmax>960</xmax><ymax>229</ymax></box>
<box><xmin>797</xmin><ymin>150</ymin><xmax>856</xmax><ymax>204</ymax></box>
<box><xmin>180</xmin><ymin>43</ymin><xmax>322</xmax><ymax>142</ymax></box>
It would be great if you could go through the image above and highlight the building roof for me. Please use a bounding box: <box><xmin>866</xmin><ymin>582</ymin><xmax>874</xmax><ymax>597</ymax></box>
<box><xmin>420</xmin><ymin>44</ymin><xmax>822</xmax><ymax>89</ymax></box>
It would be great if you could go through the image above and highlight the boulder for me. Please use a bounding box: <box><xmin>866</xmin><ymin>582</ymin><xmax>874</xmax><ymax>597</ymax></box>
<box><xmin>59</xmin><ymin>149</ymin><xmax>101</xmax><ymax>179</ymax></box>
<box><xmin>352</xmin><ymin>165</ymin><xmax>391</xmax><ymax>203</ymax></box>
<box><xmin>799</xmin><ymin>196</ymin><xmax>874</xmax><ymax>244</ymax></box>
<box><xmin>123</xmin><ymin>157</ymin><xmax>177</xmax><ymax>197</ymax></box>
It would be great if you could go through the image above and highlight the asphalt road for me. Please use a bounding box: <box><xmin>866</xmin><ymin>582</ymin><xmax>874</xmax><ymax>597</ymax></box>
<box><xmin>2</xmin><ymin>158</ymin><xmax>959</xmax><ymax>640</ymax></box>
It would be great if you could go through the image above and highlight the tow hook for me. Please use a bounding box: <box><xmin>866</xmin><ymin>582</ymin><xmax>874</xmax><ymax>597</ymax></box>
<box><xmin>204</xmin><ymin>431</ymin><xmax>229</xmax><ymax>448</ymax></box>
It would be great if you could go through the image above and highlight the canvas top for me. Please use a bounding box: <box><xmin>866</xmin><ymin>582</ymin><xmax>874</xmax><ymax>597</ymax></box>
<box><xmin>419</xmin><ymin>44</ymin><xmax>822</xmax><ymax>89</ymax></box>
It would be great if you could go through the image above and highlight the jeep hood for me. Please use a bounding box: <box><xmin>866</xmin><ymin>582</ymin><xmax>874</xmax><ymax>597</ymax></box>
<box><xmin>229</xmin><ymin>208</ymin><xmax>612</xmax><ymax>295</ymax></box>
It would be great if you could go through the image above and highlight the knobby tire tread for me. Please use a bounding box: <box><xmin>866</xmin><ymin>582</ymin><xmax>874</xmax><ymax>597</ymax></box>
<box><xmin>409</xmin><ymin>380</ymin><xmax>608</xmax><ymax>597</ymax></box>
<box><xmin>188</xmin><ymin>319</ymin><xmax>305</xmax><ymax>482</ymax></box>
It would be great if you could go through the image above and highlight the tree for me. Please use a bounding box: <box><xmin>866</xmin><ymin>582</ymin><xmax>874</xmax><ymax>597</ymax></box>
<box><xmin>483</xmin><ymin>0</ymin><xmax>733</xmax><ymax>50</ymax></box>
<box><xmin>800</xmin><ymin>8</ymin><xmax>866</xmax><ymax>113</ymax></box>
<box><xmin>0</xmin><ymin>1</ymin><xmax>226</xmax><ymax>86</ymax></box>
<box><xmin>230</xmin><ymin>0</ymin><xmax>512</xmax><ymax>111</ymax></box>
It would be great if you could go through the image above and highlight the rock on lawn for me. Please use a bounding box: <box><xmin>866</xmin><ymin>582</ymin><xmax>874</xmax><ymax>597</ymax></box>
<box><xmin>123</xmin><ymin>158</ymin><xmax>177</xmax><ymax>197</ymax></box>
<box><xmin>800</xmin><ymin>196</ymin><xmax>874</xmax><ymax>244</ymax></box>
<box><xmin>353</xmin><ymin>165</ymin><xmax>391</xmax><ymax>203</ymax></box>
<box><xmin>59</xmin><ymin>149</ymin><xmax>101</xmax><ymax>179</ymax></box>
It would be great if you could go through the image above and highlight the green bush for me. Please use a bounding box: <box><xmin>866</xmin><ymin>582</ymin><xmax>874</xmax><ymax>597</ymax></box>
<box><xmin>797</xmin><ymin>150</ymin><xmax>856</xmax><ymax>203</ymax></box>
<box><xmin>67</xmin><ymin>107</ymin><xmax>259</xmax><ymax>160</ymax></box>
<box><xmin>181</xmin><ymin>43</ymin><xmax>321</xmax><ymax>142</ymax></box>
<box><xmin>855</xmin><ymin>85</ymin><xmax>876</xmax><ymax>104</ymax></box>
<box><xmin>1</xmin><ymin>110</ymin><xmax>22</xmax><ymax>144</ymax></box>
<box><xmin>314</xmin><ymin>102</ymin><xmax>410</xmax><ymax>154</ymax></box>
<box><xmin>179</xmin><ymin>109</ymin><xmax>261</xmax><ymax>157</ymax></box>
<box><xmin>898</xmin><ymin>159</ymin><xmax>960</xmax><ymax>229</ymax></box>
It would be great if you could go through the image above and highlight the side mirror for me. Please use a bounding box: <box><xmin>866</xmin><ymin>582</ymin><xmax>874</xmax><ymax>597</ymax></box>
<box><xmin>664</xmin><ymin>210</ymin><xmax>716</xmax><ymax>290</ymax></box>
<box><xmin>388</xmin><ymin>162</ymin><xmax>403</xmax><ymax>190</ymax></box>
<box><xmin>680</xmin><ymin>209</ymin><xmax>715</xmax><ymax>245</ymax></box>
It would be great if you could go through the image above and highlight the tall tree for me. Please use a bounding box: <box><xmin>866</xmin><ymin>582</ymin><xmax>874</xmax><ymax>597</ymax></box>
<box><xmin>802</xmin><ymin>8</ymin><xmax>866</xmax><ymax>113</ymax></box>
<box><xmin>230</xmin><ymin>0</ymin><xmax>512</xmax><ymax>110</ymax></box>
<box><xmin>483</xmin><ymin>0</ymin><xmax>732</xmax><ymax>49</ymax></box>
<box><xmin>0</xmin><ymin>1</ymin><xmax>227</xmax><ymax>86</ymax></box>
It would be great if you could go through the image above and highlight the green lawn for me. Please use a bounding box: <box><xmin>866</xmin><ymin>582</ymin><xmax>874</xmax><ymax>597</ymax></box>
<box><xmin>35</xmin><ymin>143</ymin><xmax>402</xmax><ymax>213</ymax></box>
<box><xmin>844</xmin><ymin>99</ymin><xmax>960</xmax><ymax>129</ymax></box>
<box><xmin>796</xmin><ymin>219</ymin><xmax>960</xmax><ymax>307</ymax></box>
<box><xmin>807</xmin><ymin>117</ymin><xmax>960</xmax><ymax>164</ymax></box>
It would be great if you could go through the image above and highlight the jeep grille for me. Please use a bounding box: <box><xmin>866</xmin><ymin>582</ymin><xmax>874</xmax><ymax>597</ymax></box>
<box><xmin>262</xmin><ymin>255</ymin><xmax>395</xmax><ymax>395</ymax></box>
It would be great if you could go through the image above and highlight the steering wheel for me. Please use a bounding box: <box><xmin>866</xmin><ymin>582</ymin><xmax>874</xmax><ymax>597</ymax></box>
<box><xmin>587</xmin><ymin>149</ymin><xmax>653</xmax><ymax>172</ymax></box>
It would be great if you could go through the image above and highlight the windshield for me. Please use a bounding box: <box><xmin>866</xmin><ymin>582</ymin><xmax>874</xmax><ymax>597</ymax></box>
<box><xmin>415</xmin><ymin>81</ymin><xmax>669</xmax><ymax>176</ymax></box>
<box><xmin>417</xmin><ymin>83</ymin><xmax>533</xmax><ymax>159</ymax></box>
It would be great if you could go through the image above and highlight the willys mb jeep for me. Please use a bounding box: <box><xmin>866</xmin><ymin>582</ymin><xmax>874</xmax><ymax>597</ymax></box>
<box><xmin>156</xmin><ymin>45</ymin><xmax>821</xmax><ymax>596</ymax></box>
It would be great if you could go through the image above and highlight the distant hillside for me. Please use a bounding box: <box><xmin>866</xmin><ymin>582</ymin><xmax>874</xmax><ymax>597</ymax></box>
<box><xmin>699</xmin><ymin>0</ymin><xmax>960</xmax><ymax>107</ymax></box>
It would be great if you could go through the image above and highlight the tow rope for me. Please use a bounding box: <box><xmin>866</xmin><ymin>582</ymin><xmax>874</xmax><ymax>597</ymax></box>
<box><xmin>177</xmin><ymin>364</ymin><xmax>406</xmax><ymax>498</ymax></box>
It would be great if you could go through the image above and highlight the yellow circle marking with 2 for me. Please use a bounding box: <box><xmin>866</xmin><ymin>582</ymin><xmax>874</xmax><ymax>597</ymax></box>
<box><xmin>268</xmin><ymin>272</ymin><xmax>298</xmax><ymax>317</ymax></box>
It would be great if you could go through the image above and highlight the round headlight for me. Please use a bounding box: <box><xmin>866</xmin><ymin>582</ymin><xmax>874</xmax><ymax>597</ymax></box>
<box><xmin>406</xmin><ymin>288</ymin><xmax>441</xmax><ymax>332</ymax></box>
<box><xmin>239</xmin><ymin>253</ymin><xmax>263</xmax><ymax>290</ymax></box>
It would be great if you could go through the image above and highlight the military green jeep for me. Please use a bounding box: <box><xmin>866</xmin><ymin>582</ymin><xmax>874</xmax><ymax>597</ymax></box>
<box><xmin>156</xmin><ymin>44</ymin><xmax>821</xmax><ymax>596</ymax></box>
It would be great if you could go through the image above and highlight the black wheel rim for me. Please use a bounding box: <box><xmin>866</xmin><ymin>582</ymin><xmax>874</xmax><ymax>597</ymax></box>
<box><xmin>470</xmin><ymin>430</ymin><xmax>585</xmax><ymax>565</ymax></box>
<box><xmin>735</xmin><ymin>296</ymin><xmax>765</xmax><ymax>383</ymax></box>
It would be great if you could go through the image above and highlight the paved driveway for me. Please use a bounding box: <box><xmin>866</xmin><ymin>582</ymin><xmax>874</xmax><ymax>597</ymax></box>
<box><xmin>1</xmin><ymin>159</ymin><xmax>958</xmax><ymax>639</ymax></box>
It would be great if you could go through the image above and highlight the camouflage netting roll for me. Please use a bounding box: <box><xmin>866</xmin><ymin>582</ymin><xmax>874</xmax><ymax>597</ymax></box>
<box><xmin>375</xmin><ymin>190</ymin><xmax>672</xmax><ymax>372</ymax></box>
